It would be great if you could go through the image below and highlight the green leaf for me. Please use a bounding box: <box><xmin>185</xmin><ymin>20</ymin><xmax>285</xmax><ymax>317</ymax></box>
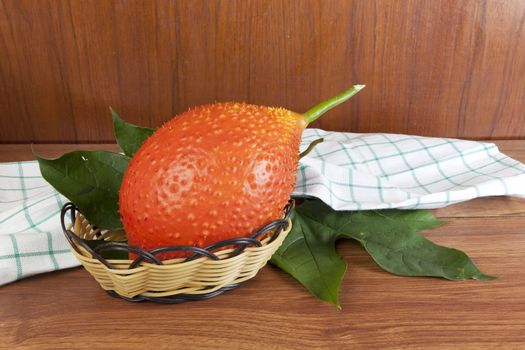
<box><xmin>83</xmin><ymin>238</ymin><xmax>129</xmax><ymax>260</ymax></box>
<box><xmin>36</xmin><ymin>151</ymin><xmax>130</xmax><ymax>229</ymax></box>
<box><xmin>271</xmin><ymin>199</ymin><xmax>495</xmax><ymax>306</ymax></box>
<box><xmin>338</xmin><ymin>211</ymin><xmax>495</xmax><ymax>281</ymax></box>
<box><xmin>271</xmin><ymin>210</ymin><xmax>347</xmax><ymax>308</ymax></box>
<box><xmin>110</xmin><ymin>107</ymin><xmax>155</xmax><ymax>157</ymax></box>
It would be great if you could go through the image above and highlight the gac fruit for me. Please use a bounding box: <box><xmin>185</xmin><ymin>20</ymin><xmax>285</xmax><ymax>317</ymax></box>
<box><xmin>119</xmin><ymin>85</ymin><xmax>364</xmax><ymax>258</ymax></box>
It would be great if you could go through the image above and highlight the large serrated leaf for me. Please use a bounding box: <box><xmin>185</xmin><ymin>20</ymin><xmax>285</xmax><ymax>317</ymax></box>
<box><xmin>36</xmin><ymin>151</ymin><xmax>130</xmax><ymax>229</ymax></box>
<box><xmin>271</xmin><ymin>199</ymin><xmax>494</xmax><ymax>307</ymax></box>
<box><xmin>336</xmin><ymin>210</ymin><xmax>494</xmax><ymax>281</ymax></box>
<box><xmin>270</xmin><ymin>210</ymin><xmax>347</xmax><ymax>308</ymax></box>
<box><xmin>110</xmin><ymin>107</ymin><xmax>155</xmax><ymax>157</ymax></box>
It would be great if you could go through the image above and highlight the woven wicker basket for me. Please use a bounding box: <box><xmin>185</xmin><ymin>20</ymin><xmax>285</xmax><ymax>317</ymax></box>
<box><xmin>60</xmin><ymin>201</ymin><xmax>293</xmax><ymax>303</ymax></box>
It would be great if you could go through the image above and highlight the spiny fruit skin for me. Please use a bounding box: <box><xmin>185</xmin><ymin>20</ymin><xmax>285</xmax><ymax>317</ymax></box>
<box><xmin>119</xmin><ymin>102</ymin><xmax>306</xmax><ymax>259</ymax></box>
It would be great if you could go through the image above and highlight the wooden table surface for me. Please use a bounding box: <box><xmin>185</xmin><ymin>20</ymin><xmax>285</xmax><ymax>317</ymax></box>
<box><xmin>1</xmin><ymin>141</ymin><xmax>524</xmax><ymax>350</ymax></box>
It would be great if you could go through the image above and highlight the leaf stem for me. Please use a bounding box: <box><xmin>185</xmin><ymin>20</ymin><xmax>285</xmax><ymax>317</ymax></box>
<box><xmin>299</xmin><ymin>138</ymin><xmax>324</xmax><ymax>159</ymax></box>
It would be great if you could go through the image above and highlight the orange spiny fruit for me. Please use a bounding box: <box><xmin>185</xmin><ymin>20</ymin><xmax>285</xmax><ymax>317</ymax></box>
<box><xmin>119</xmin><ymin>86</ymin><xmax>364</xmax><ymax>259</ymax></box>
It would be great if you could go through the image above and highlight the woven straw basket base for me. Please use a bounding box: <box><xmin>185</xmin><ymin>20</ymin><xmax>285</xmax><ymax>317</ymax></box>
<box><xmin>65</xmin><ymin>207</ymin><xmax>292</xmax><ymax>301</ymax></box>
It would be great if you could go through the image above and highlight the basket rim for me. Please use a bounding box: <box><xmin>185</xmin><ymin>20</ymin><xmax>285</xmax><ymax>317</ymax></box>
<box><xmin>61</xmin><ymin>199</ymin><xmax>294</xmax><ymax>270</ymax></box>
<box><xmin>69</xmin><ymin>223</ymin><xmax>292</xmax><ymax>270</ymax></box>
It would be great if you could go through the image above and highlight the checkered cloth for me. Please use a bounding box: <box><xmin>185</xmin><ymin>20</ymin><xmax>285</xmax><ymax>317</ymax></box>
<box><xmin>0</xmin><ymin>162</ymin><xmax>78</xmax><ymax>285</ymax></box>
<box><xmin>297</xmin><ymin>130</ymin><xmax>525</xmax><ymax>210</ymax></box>
<box><xmin>1</xmin><ymin>129</ymin><xmax>524</xmax><ymax>285</ymax></box>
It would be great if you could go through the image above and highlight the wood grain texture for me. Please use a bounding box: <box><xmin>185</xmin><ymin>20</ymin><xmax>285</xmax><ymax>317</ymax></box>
<box><xmin>1</xmin><ymin>0</ymin><xmax>525</xmax><ymax>143</ymax></box>
<box><xmin>0</xmin><ymin>141</ymin><xmax>524</xmax><ymax>349</ymax></box>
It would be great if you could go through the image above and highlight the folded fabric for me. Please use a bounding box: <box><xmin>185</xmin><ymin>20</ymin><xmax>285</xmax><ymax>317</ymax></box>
<box><xmin>296</xmin><ymin>130</ymin><xmax>525</xmax><ymax>210</ymax></box>
<box><xmin>1</xmin><ymin>129</ymin><xmax>524</xmax><ymax>285</ymax></box>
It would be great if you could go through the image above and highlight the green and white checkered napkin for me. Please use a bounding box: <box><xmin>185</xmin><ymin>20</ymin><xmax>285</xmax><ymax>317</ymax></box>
<box><xmin>1</xmin><ymin>129</ymin><xmax>524</xmax><ymax>285</ymax></box>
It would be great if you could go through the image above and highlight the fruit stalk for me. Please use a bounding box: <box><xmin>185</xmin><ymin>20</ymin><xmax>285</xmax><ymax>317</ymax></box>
<box><xmin>303</xmin><ymin>84</ymin><xmax>365</xmax><ymax>125</ymax></box>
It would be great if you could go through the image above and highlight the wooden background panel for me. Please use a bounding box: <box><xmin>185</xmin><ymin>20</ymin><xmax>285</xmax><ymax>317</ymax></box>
<box><xmin>0</xmin><ymin>0</ymin><xmax>524</xmax><ymax>143</ymax></box>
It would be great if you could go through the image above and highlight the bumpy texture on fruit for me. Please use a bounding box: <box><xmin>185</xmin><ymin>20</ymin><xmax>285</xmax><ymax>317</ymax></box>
<box><xmin>119</xmin><ymin>103</ymin><xmax>306</xmax><ymax>258</ymax></box>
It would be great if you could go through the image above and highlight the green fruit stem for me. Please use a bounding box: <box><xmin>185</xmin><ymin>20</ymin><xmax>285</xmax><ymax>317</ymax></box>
<box><xmin>303</xmin><ymin>84</ymin><xmax>365</xmax><ymax>125</ymax></box>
